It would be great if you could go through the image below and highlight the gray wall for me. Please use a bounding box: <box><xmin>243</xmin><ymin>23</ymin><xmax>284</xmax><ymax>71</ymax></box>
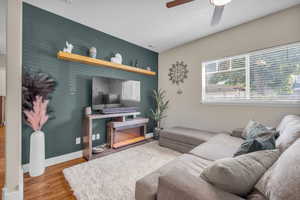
<box><xmin>159</xmin><ymin>5</ymin><xmax>300</xmax><ymax>132</ymax></box>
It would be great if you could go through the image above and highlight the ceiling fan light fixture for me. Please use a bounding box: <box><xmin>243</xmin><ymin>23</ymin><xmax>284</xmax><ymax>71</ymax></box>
<box><xmin>210</xmin><ymin>0</ymin><xmax>232</xmax><ymax>6</ymax></box>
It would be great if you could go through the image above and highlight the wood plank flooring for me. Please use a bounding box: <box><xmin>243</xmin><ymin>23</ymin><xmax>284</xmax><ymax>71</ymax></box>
<box><xmin>0</xmin><ymin>126</ymin><xmax>86</xmax><ymax>200</ymax></box>
<box><xmin>0</xmin><ymin>126</ymin><xmax>5</xmax><ymax>199</ymax></box>
<box><xmin>23</xmin><ymin>158</ymin><xmax>86</xmax><ymax>200</ymax></box>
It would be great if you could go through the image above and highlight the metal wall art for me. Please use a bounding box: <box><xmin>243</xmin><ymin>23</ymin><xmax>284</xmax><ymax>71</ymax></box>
<box><xmin>168</xmin><ymin>61</ymin><xmax>188</xmax><ymax>94</ymax></box>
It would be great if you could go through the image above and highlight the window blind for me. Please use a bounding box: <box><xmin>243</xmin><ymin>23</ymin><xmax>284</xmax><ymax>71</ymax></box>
<box><xmin>122</xmin><ymin>81</ymin><xmax>140</xmax><ymax>102</ymax></box>
<box><xmin>202</xmin><ymin>43</ymin><xmax>300</xmax><ymax>104</ymax></box>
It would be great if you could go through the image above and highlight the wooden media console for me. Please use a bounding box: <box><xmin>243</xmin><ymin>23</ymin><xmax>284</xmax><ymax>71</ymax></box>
<box><xmin>83</xmin><ymin>112</ymin><xmax>150</xmax><ymax>160</ymax></box>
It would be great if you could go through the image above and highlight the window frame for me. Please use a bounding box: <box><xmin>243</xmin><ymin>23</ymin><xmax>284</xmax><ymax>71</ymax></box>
<box><xmin>201</xmin><ymin>42</ymin><xmax>300</xmax><ymax>106</ymax></box>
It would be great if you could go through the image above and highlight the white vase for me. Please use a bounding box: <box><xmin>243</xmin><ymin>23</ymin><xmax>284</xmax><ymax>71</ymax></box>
<box><xmin>29</xmin><ymin>130</ymin><xmax>45</xmax><ymax>177</ymax></box>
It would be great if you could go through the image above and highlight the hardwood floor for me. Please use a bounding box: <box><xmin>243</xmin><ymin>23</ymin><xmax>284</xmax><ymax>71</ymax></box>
<box><xmin>24</xmin><ymin>158</ymin><xmax>86</xmax><ymax>200</ymax></box>
<box><xmin>0</xmin><ymin>126</ymin><xmax>5</xmax><ymax>199</ymax></box>
<box><xmin>0</xmin><ymin>126</ymin><xmax>86</xmax><ymax>200</ymax></box>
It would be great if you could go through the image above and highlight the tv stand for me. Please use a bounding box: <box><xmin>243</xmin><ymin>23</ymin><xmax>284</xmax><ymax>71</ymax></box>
<box><xmin>83</xmin><ymin>111</ymin><xmax>148</xmax><ymax>160</ymax></box>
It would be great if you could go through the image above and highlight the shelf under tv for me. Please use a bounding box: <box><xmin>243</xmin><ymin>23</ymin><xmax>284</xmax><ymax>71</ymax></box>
<box><xmin>57</xmin><ymin>51</ymin><xmax>156</xmax><ymax>76</ymax></box>
<box><xmin>83</xmin><ymin>111</ymin><xmax>150</xmax><ymax>160</ymax></box>
<box><xmin>86</xmin><ymin>111</ymin><xmax>140</xmax><ymax>120</ymax></box>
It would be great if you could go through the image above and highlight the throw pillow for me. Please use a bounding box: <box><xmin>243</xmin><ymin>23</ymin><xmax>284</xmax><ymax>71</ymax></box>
<box><xmin>276</xmin><ymin>115</ymin><xmax>300</xmax><ymax>133</ymax></box>
<box><xmin>201</xmin><ymin>150</ymin><xmax>280</xmax><ymax>197</ymax></box>
<box><xmin>255</xmin><ymin>139</ymin><xmax>300</xmax><ymax>200</ymax></box>
<box><xmin>242</xmin><ymin>120</ymin><xmax>271</xmax><ymax>139</ymax></box>
<box><xmin>234</xmin><ymin>133</ymin><xmax>276</xmax><ymax>157</ymax></box>
<box><xmin>276</xmin><ymin>127</ymin><xmax>300</xmax><ymax>152</ymax></box>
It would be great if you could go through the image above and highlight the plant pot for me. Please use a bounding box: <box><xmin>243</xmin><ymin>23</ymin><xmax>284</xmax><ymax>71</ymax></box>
<box><xmin>154</xmin><ymin>127</ymin><xmax>162</xmax><ymax>140</ymax></box>
<box><xmin>29</xmin><ymin>130</ymin><xmax>45</xmax><ymax>177</ymax></box>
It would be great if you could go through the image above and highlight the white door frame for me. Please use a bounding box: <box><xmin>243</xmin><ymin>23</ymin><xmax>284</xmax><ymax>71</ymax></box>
<box><xmin>2</xmin><ymin>0</ymin><xmax>23</xmax><ymax>200</ymax></box>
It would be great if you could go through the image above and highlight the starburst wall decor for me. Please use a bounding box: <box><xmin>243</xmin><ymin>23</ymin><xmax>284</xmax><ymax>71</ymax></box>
<box><xmin>168</xmin><ymin>61</ymin><xmax>188</xmax><ymax>94</ymax></box>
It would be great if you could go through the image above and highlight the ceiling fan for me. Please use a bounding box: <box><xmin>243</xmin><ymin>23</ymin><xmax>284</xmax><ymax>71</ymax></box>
<box><xmin>166</xmin><ymin>0</ymin><xmax>232</xmax><ymax>26</ymax></box>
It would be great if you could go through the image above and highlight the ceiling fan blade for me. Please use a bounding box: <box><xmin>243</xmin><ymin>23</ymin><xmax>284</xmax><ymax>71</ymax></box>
<box><xmin>211</xmin><ymin>6</ymin><xmax>224</xmax><ymax>26</ymax></box>
<box><xmin>166</xmin><ymin>0</ymin><xmax>194</xmax><ymax>8</ymax></box>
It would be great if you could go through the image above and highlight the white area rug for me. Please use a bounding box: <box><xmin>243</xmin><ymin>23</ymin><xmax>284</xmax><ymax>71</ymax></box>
<box><xmin>63</xmin><ymin>141</ymin><xmax>181</xmax><ymax>200</ymax></box>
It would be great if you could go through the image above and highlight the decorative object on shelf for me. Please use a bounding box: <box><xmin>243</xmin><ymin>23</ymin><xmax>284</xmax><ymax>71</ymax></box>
<box><xmin>92</xmin><ymin>145</ymin><xmax>107</xmax><ymax>154</ymax></box>
<box><xmin>150</xmin><ymin>89</ymin><xmax>169</xmax><ymax>140</ymax></box>
<box><xmin>110</xmin><ymin>53</ymin><xmax>123</xmax><ymax>64</ymax></box>
<box><xmin>22</xmin><ymin>69</ymin><xmax>57</xmax><ymax>177</ymax></box>
<box><xmin>168</xmin><ymin>61</ymin><xmax>189</xmax><ymax>95</ymax></box>
<box><xmin>146</xmin><ymin>66</ymin><xmax>152</xmax><ymax>71</ymax></box>
<box><xmin>85</xmin><ymin>106</ymin><xmax>92</xmax><ymax>115</ymax></box>
<box><xmin>63</xmin><ymin>41</ymin><xmax>74</xmax><ymax>53</ymax></box>
<box><xmin>89</xmin><ymin>46</ymin><xmax>97</xmax><ymax>58</ymax></box>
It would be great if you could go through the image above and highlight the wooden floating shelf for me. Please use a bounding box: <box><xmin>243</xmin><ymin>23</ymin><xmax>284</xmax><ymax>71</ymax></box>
<box><xmin>57</xmin><ymin>51</ymin><xmax>156</xmax><ymax>76</ymax></box>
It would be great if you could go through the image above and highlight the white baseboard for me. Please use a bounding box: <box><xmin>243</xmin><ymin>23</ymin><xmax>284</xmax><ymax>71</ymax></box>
<box><xmin>23</xmin><ymin>150</ymin><xmax>83</xmax><ymax>173</ymax></box>
<box><xmin>2</xmin><ymin>188</ymin><xmax>20</xmax><ymax>200</ymax></box>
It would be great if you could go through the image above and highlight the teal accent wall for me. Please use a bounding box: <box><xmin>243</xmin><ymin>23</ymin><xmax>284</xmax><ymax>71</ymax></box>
<box><xmin>22</xmin><ymin>3</ymin><xmax>158</xmax><ymax>164</ymax></box>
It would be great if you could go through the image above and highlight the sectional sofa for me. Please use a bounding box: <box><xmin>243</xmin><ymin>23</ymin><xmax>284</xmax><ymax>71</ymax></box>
<box><xmin>135</xmin><ymin>115</ymin><xmax>300</xmax><ymax>200</ymax></box>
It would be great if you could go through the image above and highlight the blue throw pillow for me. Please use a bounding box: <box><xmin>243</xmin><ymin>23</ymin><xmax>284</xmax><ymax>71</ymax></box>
<box><xmin>242</xmin><ymin>120</ymin><xmax>272</xmax><ymax>139</ymax></box>
<box><xmin>234</xmin><ymin>134</ymin><xmax>276</xmax><ymax>157</ymax></box>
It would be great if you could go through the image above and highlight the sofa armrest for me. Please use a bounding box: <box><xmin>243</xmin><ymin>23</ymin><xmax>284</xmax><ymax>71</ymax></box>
<box><xmin>157</xmin><ymin>168</ymin><xmax>244</xmax><ymax>200</ymax></box>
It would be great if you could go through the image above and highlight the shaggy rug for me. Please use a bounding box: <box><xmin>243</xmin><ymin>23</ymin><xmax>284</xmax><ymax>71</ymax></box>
<box><xmin>63</xmin><ymin>141</ymin><xmax>181</xmax><ymax>200</ymax></box>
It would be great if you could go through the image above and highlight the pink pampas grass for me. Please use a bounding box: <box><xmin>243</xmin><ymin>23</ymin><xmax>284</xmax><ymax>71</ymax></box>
<box><xmin>24</xmin><ymin>96</ymin><xmax>49</xmax><ymax>131</ymax></box>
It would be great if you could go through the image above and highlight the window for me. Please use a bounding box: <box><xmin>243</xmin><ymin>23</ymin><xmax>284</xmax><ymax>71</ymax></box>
<box><xmin>202</xmin><ymin>43</ymin><xmax>300</xmax><ymax>104</ymax></box>
<box><xmin>122</xmin><ymin>80</ymin><xmax>140</xmax><ymax>102</ymax></box>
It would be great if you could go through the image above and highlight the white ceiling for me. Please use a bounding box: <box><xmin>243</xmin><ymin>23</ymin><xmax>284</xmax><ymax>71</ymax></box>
<box><xmin>11</xmin><ymin>0</ymin><xmax>300</xmax><ymax>52</ymax></box>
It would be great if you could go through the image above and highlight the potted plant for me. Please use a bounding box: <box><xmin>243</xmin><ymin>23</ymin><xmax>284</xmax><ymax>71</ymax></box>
<box><xmin>150</xmin><ymin>89</ymin><xmax>169</xmax><ymax>140</ymax></box>
<box><xmin>22</xmin><ymin>70</ymin><xmax>57</xmax><ymax>177</ymax></box>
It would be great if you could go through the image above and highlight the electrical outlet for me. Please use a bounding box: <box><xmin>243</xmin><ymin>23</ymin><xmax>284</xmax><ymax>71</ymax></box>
<box><xmin>76</xmin><ymin>137</ymin><xmax>81</xmax><ymax>144</ymax></box>
<box><xmin>96</xmin><ymin>133</ymin><xmax>100</xmax><ymax>140</ymax></box>
<box><xmin>92</xmin><ymin>134</ymin><xmax>96</xmax><ymax>141</ymax></box>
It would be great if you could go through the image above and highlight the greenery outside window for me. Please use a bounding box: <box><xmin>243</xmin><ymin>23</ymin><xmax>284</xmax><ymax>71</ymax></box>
<box><xmin>202</xmin><ymin>42</ymin><xmax>300</xmax><ymax>105</ymax></box>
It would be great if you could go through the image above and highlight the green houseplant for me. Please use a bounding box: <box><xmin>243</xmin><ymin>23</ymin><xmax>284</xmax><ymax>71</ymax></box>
<box><xmin>150</xmin><ymin>89</ymin><xmax>169</xmax><ymax>140</ymax></box>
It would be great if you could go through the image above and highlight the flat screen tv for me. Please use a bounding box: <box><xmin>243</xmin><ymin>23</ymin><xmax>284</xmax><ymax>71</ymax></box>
<box><xmin>92</xmin><ymin>76</ymin><xmax>141</xmax><ymax>113</ymax></box>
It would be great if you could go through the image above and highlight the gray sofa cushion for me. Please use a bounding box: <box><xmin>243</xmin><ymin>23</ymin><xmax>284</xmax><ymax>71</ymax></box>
<box><xmin>159</xmin><ymin>137</ymin><xmax>195</xmax><ymax>153</ymax></box>
<box><xmin>255</xmin><ymin>139</ymin><xmax>300</xmax><ymax>200</ymax></box>
<box><xmin>276</xmin><ymin>115</ymin><xmax>300</xmax><ymax>133</ymax></box>
<box><xmin>135</xmin><ymin>154</ymin><xmax>211</xmax><ymax>200</ymax></box>
<box><xmin>201</xmin><ymin>150</ymin><xmax>280</xmax><ymax>197</ymax></box>
<box><xmin>160</xmin><ymin>127</ymin><xmax>216</xmax><ymax>146</ymax></box>
<box><xmin>190</xmin><ymin>133</ymin><xmax>244</xmax><ymax>161</ymax></box>
<box><xmin>157</xmin><ymin>168</ymin><xmax>245</xmax><ymax>200</ymax></box>
<box><xmin>275</xmin><ymin>115</ymin><xmax>300</xmax><ymax>152</ymax></box>
<box><xmin>276</xmin><ymin>115</ymin><xmax>300</xmax><ymax>152</ymax></box>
